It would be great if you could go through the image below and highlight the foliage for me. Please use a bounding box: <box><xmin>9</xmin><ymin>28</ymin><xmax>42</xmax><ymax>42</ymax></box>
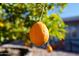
<box><xmin>0</xmin><ymin>3</ymin><xmax>67</xmax><ymax>43</ymax></box>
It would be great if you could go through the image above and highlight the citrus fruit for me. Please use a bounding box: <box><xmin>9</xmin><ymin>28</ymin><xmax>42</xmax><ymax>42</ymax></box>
<box><xmin>47</xmin><ymin>44</ymin><xmax>53</xmax><ymax>52</ymax></box>
<box><xmin>29</xmin><ymin>21</ymin><xmax>49</xmax><ymax>46</ymax></box>
<box><xmin>0</xmin><ymin>22</ymin><xmax>4</xmax><ymax>27</ymax></box>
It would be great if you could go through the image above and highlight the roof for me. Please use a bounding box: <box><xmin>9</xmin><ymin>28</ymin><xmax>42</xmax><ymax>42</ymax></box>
<box><xmin>62</xmin><ymin>16</ymin><xmax>79</xmax><ymax>24</ymax></box>
<box><xmin>63</xmin><ymin>16</ymin><xmax>79</xmax><ymax>21</ymax></box>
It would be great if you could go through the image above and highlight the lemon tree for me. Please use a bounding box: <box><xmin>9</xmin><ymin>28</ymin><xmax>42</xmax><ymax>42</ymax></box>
<box><xmin>0</xmin><ymin>3</ymin><xmax>67</xmax><ymax>44</ymax></box>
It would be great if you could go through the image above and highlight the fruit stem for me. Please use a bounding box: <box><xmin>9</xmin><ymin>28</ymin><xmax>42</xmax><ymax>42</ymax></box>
<box><xmin>47</xmin><ymin>40</ymin><xmax>49</xmax><ymax>46</ymax></box>
<box><xmin>40</xmin><ymin>5</ymin><xmax>45</xmax><ymax>21</ymax></box>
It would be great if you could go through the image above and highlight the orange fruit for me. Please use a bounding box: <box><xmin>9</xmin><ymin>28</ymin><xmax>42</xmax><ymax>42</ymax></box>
<box><xmin>47</xmin><ymin>44</ymin><xmax>53</xmax><ymax>52</ymax></box>
<box><xmin>29</xmin><ymin>21</ymin><xmax>49</xmax><ymax>46</ymax></box>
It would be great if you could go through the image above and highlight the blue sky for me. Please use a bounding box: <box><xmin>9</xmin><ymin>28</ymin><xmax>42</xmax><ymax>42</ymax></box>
<box><xmin>48</xmin><ymin>3</ymin><xmax>79</xmax><ymax>18</ymax></box>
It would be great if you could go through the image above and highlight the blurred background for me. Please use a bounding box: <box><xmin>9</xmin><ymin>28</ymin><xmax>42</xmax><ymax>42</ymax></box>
<box><xmin>48</xmin><ymin>3</ymin><xmax>79</xmax><ymax>53</ymax></box>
